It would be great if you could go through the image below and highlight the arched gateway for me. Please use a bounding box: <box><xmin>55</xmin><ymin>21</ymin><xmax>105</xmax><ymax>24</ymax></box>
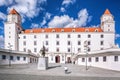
<box><xmin>55</xmin><ymin>55</ymin><xmax>60</xmax><ymax>63</ymax></box>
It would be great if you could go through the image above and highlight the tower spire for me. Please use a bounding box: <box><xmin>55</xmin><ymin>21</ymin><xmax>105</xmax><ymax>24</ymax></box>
<box><xmin>9</xmin><ymin>8</ymin><xmax>20</xmax><ymax>15</ymax></box>
<box><xmin>104</xmin><ymin>9</ymin><xmax>111</xmax><ymax>15</ymax></box>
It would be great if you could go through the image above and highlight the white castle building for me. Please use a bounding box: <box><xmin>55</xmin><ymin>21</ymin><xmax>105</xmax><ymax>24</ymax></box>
<box><xmin>1</xmin><ymin>9</ymin><xmax>120</xmax><ymax>71</ymax></box>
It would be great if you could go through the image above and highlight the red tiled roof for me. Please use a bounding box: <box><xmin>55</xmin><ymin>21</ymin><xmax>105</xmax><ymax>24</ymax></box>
<box><xmin>104</xmin><ymin>9</ymin><xmax>111</xmax><ymax>15</ymax></box>
<box><xmin>24</xmin><ymin>27</ymin><xmax>103</xmax><ymax>34</ymax></box>
<box><xmin>9</xmin><ymin>9</ymin><xmax>20</xmax><ymax>15</ymax></box>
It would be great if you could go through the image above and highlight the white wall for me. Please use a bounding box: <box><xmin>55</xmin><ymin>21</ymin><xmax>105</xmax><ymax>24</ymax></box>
<box><xmin>4</xmin><ymin>23</ymin><xmax>19</xmax><ymax>51</ymax></box>
<box><xmin>78</xmin><ymin>55</ymin><xmax>120</xmax><ymax>71</ymax></box>
<box><xmin>18</xmin><ymin>32</ymin><xmax>115</xmax><ymax>54</ymax></box>
<box><xmin>0</xmin><ymin>53</ymin><xmax>28</xmax><ymax>65</ymax></box>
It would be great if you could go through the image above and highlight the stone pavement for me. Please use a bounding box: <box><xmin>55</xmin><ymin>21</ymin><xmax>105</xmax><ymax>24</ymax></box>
<box><xmin>0</xmin><ymin>63</ymin><xmax>120</xmax><ymax>77</ymax></box>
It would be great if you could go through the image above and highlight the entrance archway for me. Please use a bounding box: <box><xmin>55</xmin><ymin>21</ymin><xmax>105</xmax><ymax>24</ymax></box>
<box><xmin>55</xmin><ymin>55</ymin><xmax>60</xmax><ymax>63</ymax></box>
<box><xmin>67</xmin><ymin>57</ymin><xmax>71</xmax><ymax>63</ymax></box>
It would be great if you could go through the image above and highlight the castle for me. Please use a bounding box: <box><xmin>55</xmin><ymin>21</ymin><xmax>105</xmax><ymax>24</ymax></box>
<box><xmin>2</xmin><ymin>9</ymin><xmax>120</xmax><ymax>71</ymax></box>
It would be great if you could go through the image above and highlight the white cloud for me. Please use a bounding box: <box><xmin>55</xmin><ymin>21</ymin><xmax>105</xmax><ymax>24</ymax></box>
<box><xmin>40</xmin><ymin>19</ymin><xmax>47</xmax><ymax>27</ymax></box>
<box><xmin>0</xmin><ymin>35</ymin><xmax>4</xmax><ymax>48</ymax></box>
<box><xmin>77</xmin><ymin>9</ymin><xmax>90</xmax><ymax>26</ymax></box>
<box><xmin>48</xmin><ymin>9</ymin><xmax>91</xmax><ymax>28</ymax></box>
<box><xmin>8</xmin><ymin>0</ymin><xmax>40</xmax><ymax>18</ymax></box>
<box><xmin>48</xmin><ymin>15</ymin><xmax>73</xmax><ymax>28</ymax></box>
<box><xmin>0</xmin><ymin>12</ymin><xmax>6</xmax><ymax>21</ymax></box>
<box><xmin>40</xmin><ymin>12</ymin><xmax>51</xmax><ymax>26</ymax></box>
<box><xmin>60</xmin><ymin>0</ymin><xmax>76</xmax><ymax>12</ymax></box>
<box><xmin>30</xmin><ymin>23</ymin><xmax>39</xmax><ymax>28</ymax></box>
<box><xmin>60</xmin><ymin>7</ymin><xmax>66</xmax><ymax>12</ymax></box>
<box><xmin>62</xmin><ymin>0</ymin><xmax>76</xmax><ymax>7</ymax></box>
<box><xmin>115</xmin><ymin>34</ymin><xmax>120</xmax><ymax>39</ymax></box>
<box><xmin>0</xmin><ymin>0</ymin><xmax>47</xmax><ymax>22</ymax></box>
<box><xmin>45</xmin><ymin>12</ymin><xmax>51</xmax><ymax>20</ymax></box>
<box><xmin>0</xmin><ymin>0</ymin><xmax>13</xmax><ymax>6</ymax></box>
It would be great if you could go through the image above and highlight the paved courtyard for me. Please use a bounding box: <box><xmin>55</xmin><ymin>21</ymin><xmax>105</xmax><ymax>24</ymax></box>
<box><xmin>0</xmin><ymin>63</ymin><xmax>120</xmax><ymax>80</ymax></box>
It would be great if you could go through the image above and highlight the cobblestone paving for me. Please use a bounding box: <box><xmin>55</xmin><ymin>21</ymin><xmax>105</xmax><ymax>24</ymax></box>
<box><xmin>0</xmin><ymin>63</ymin><xmax>120</xmax><ymax>80</ymax></box>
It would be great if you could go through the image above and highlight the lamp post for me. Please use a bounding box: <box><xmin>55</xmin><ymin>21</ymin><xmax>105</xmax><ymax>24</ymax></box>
<box><xmin>8</xmin><ymin>43</ymin><xmax>12</xmax><ymax>67</ymax></box>
<box><xmin>71</xmin><ymin>41</ymin><xmax>74</xmax><ymax>64</ymax></box>
<box><xmin>84</xmin><ymin>41</ymin><xmax>88</xmax><ymax>70</ymax></box>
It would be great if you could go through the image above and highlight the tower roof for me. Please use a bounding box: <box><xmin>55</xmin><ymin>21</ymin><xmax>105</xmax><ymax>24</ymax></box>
<box><xmin>104</xmin><ymin>9</ymin><xmax>111</xmax><ymax>15</ymax></box>
<box><xmin>9</xmin><ymin>8</ymin><xmax>20</xmax><ymax>15</ymax></box>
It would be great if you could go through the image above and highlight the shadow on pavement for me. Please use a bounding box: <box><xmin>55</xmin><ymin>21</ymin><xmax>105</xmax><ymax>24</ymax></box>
<box><xmin>48</xmin><ymin>65</ymin><xmax>61</xmax><ymax>70</ymax></box>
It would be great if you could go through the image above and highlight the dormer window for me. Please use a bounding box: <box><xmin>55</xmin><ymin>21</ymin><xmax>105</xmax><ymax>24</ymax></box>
<box><xmin>95</xmin><ymin>29</ymin><xmax>98</xmax><ymax>32</ymax></box>
<box><xmin>42</xmin><ymin>29</ymin><xmax>45</xmax><ymax>32</ymax></box>
<box><xmin>85</xmin><ymin>29</ymin><xmax>89</xmax><ymax>32</ymax></box>
<box><xmin>72</xmin><ymin>29</ymin><xmax>75</xmax><ymax>32</ymax></box>
<box><xmin>61</xmin><ymin>29</ymin><xmax>64</xmax><ymax>32</ymax></box>
<box><xmin>30</xmin><ymin>30</ymin><xmax>33</xmax><ymax>33</ymax></box>
<box><xmin>52</xmin><ymin>29</ymin><xmax>55</xmax><ymax>32</ymax></box>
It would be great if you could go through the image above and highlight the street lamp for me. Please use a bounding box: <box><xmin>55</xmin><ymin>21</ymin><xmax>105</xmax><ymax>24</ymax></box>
<box><xmin>84</xmin><ymin>41</ymin><xmax>88</xmax><ymax>70</ymax></box>
<box><xmin>8</xmin><ymin>43</ymin><xmax>12</xmax><ymax>67</ymax></box>
<box><xmin>70</xmin><ymin>41</ymin><xmax>74</xmax><ymax>64</ymax></box>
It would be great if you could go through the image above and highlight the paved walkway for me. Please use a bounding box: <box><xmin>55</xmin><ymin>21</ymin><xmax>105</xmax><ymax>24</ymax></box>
<box><xmin>0</xmin><ymin>63</ymin><xmax>120</xmax><ymax>77</ymax></box>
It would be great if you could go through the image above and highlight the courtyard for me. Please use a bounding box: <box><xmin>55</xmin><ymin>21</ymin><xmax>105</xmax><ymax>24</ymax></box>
<box><xmin>0</xmin><ymin>63</ymin><xmax>120</xmax><ymax>80</ymax></box>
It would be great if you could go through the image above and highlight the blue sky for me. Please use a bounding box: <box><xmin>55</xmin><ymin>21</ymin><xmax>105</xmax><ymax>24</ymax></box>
<box><xmin>0</xmin><ymin>0</ymin><xmax>120</xmax><ymax>48</ymax></box>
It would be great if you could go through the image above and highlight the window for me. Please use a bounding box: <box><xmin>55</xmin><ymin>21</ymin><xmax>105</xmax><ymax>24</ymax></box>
<box><xmin>95</xmin><ymin>57</ymin><xmax>99</xmax><ymax>62</ymax></box>
<box><xmin>114</xmin><ymin>56</ymin><xmax>118</xmax><ymax>61</ymax></box>
<box><xmin>88</xmin><ymin>57</ymin><xmax>91</xmax><ymax>62</ymax></box>
<box><xmin>10</xmin><ymin>56</ymin><xmax>13</xmax><ymax>60</ymax></box>
<box><xmin>23</xmin><ymin>48</ymin><xmax>26</xmax><ymax>52</ymax></box>
<box><xmin>9</xmin><ymin>36</ymin><xmax>11</xmax><ymax>38</ymax></box>
<box><xmin>45</xmin><ymin>35</ymin><xmax>48</xmax><ymax>38</ymax></box>
<box><xmin>85</xmin><ymin>29</ymin><xmax>89</xmax><ymax>32</ymax></box>
<box><xmin>68</xmin><ymin>34</ymin><xmax>71</xmax><ymax>38</ymax></box>
<box><xmin>56</xmin><ymin>34</ymin><xmax>59</xmax><ymax>38</ymax></box>
<box><xmin>23</xmin><ymin>41</ymin><xmax>26</xmax><ymax>46</ymax></box>
<box><xmin>72</xmin><ymin>29</ymin><xmax>75</xmax><ymax>32</ymax></box>
<box><xmin>42</xmin><ymin>29</ymin><xmax>45</xmax><ymax>32</ymax></box>
<box><xmin>34</xmin><ymin>35</ymin><xmax>36</xmax><ymax>38</ymax></box>
<box><xmin>56</xmin><ymin>41</ymin><xmax>59</xmax><ymax>45</ymax></box>
<box><xmin>103</xmin><ymin>56</ymin><xmax>106</xmax><ymax>62</ymax></box>
<box><xmin>82</xmin><ymin>58</ymin><xmax>85</xmax><ymax>62</ymax></box>
<box><xmin>101</xmin><ymin>48</ymin><xmax>104</xmax><ymax>50</ymax></box>
<box><xmin>88</xmin><ymin>34</ymin><xmax>91</xmax><ymax>38</ymax></box>
<box><xmin>62</xmin><ymin>55</ymin><xmax>64</xmax><ymax>61</ymax></box>
<box><xmin>56</xmin><ymin>48</ymin><xmax>59</xmax><ymax>52</ymax></box>
<box><xmin>68</xmin><ymin>41</ymin><xmax>70</xmax><ymax>45</ymax></box>
<box><xmin>78</xmin><ymin>41</ymin><xmax>81</xmax><ymax>45</ymax></box>
<box><xmin>78</xmin><ymin>48</ymin><xmax>81</xmax><ymax>52</ymax></box>
<box><xmin>46</xmin><ymin>48</ymin><xmax>49</xmax><ymax>52</ymax></box>
<box><xmin>17</xmin><ymin>56</ymin><xmax>20</xmax><ymax>61</ymax></box>
<box><xmin>23</xmin><ymin>57</ymin><xmax>26</xmax><ymax>61</ymax></box>
<box><xmin>88</xmin><ymin>41</ymin><xmax>91</xmax><ymax>45</ymax></box>
<box><xmin>68</xmin><ymin>48</ymin><xmax>70</xmax><ymax>52</ymax></box>
<box><xmin>78</xmin><ymin>35</ymin><xmax>81</xmax><ymax>38</ymax></box>
<box><xmin>2</xmin><ymin>55</ymin><xmax>6</xmax><ymax>60</ymax></box>
<box><xmin>88</xmin><ymin>48</ymin><xmax>91</xmax><ymax>52</ymax></box>
<box><xmin>61</xmin><ymin>29</ymin><xmax>64</xmax><ymax>32</ymax></box>
<box><xmin>95</xmin><ymin>29</ymin><xmax>98</xmax><ymax>32</ymax></box>
<box><xmin>46</xmin><ymin>41</ymin><xmax>48</xmax><ymax>45</ymax></box>
<box><xmin>34</xmin><ymin>41</ymin><xmax>37</xmax><ymax>45</ymax></box>
<box><xmin>101</xmin><ymin>41</ymin><xmax>104</xmax><ymax>45</ymax></box>
<box><xmin>23</xmin><ymin>36</ymin><xmax>26</xmax><ymax>39</ymax></box>
<box><xmin>101</xmin><ymin>34</ymin><xmax>104</xmax><ymax>38</ymax></box>
<box><xmin>51</xmin><ymin>56</ymin><xmax>53</xmax><ymax>61</ymax></box>
<box><xmin>34</xmin><ymin>48</ymin><xmax>37</xmax><ymax>52</ymax></box>
<box><xmin>52</xmin><ymin>29</ymin><xmax>55</xmax><ymax>32</ymax></box>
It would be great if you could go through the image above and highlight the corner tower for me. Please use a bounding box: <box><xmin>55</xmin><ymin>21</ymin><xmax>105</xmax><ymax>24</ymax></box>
<box><xmin>101</xmin><ymin>9</ymin><xmax>115</xmax><ymax>33</ymax></box>
<box><xmin>4</xmin><ymin>9</ymin><xmax>22</xmax><ymax>50</ymax></box>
